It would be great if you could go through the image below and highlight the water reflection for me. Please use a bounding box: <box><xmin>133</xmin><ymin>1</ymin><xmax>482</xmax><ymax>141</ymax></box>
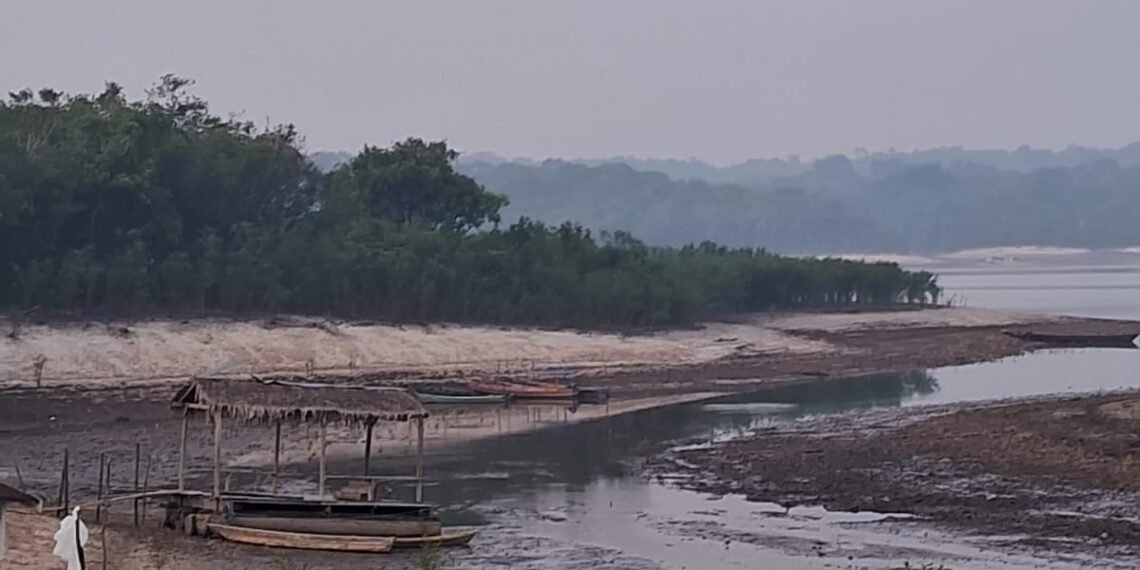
<box><xmin>389</xmin><ymin>370</ymin><xmax>941</xmax><ymax>522</ymax></box>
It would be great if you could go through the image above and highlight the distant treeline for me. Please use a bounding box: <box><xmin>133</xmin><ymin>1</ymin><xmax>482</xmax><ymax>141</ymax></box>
<box><xmin>0</xmin><ymin>78</ymin><xmax>939</xmax><ymax>327</ymax></box>
<box><xmin>453</xmin><ymin>156</ymin><xmax>1140</xmax><ymax>254</ymax></box>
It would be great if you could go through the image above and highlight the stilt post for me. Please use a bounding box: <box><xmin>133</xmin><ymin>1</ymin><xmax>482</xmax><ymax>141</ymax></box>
<box><xmin>318</xmin><ymin>419</ymin><xmax>328</xmax><ymax>497</ymax></box>
<box><xmin>177</xmin><ymin>409</ymin><xmax>189</xmax><ymax>491</ymax></box>
<box><xmin>212</xmin><ymin>410</ymin><xmax>223</xmax><ymax>499</ymax></box>
<box><xmin>415</xmin><ymin>417</ymin><xmax>425</xmax><ymax>502</ymax></box>
<box><xmin>272</xmin><ymin>419</ymin><xmax>281</xmax><ymax>494</ymax></box>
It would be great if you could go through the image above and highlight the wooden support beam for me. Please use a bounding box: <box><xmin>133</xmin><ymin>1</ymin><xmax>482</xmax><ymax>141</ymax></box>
<box><xmin>58</xmin><ymin>448</ymin><xmax>69</xmax><ymax>518</ymax></box>
<box><xmin>95</xmin><ymin>453</ymin><xmax>106</xmax><ymax>523</ymax></box>
<box><xmin>212</xmin><ymin>411</ymin><xmax>223</xmax><ymax>499</ymax></box>
<box><xmin>177</xmin><ymin>410</ymin><xmax>189</xmax><ymax>491</ymax></box>
<box><xmin>272</xmin><ymin>419</ymin><xmax>281</xmax><ymax>495</ymax></box>
<box><xmin>363</xmin><ymin>421</ymin><xmax>374</xmax><ymax>476</ymax></box>
<box><xmin>318</xmin><ymin>420</ymin><xmax>328</xmax><ymax>497</ymax></box>
<box><xmin>414</xmin><ymin>417</ymin><xmax>425</xmax><ymax>503</ymax></box>
<box><xmin>133</xmin><ymin>443</ymin><xmax>141</xmax><ymax>527</ymax></box>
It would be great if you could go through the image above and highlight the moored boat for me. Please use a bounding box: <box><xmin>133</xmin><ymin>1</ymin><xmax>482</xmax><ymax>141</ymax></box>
<box><xmin>393</xmin><ymin>527</ymin><xmax>480</xmax><ymax>548</ymax></box>
<box><xmin>1003</xmin><ymin>331</ymin><xmax>1140</xmax><ymax>348</ymax></box>
<box><xmin>464</xmin><ymin>378</ymin><xmax>575</xmax><ymax>399</ymax></box>
<box><xmin>222</xmin><ymin>514</ymin><xmax>442</xmax><ymax>537</ymax></box>
<box><xmin>413</xmin><ymin>390</ymin><xmax>510</xmax><ymax>405</ymax></box>
<box><xmin>208</xmin><ymin>524</ymin><xmax>395</xmax><ymax>552</ymax></box>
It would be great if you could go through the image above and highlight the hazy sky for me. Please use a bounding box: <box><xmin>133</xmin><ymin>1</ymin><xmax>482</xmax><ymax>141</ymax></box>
<box><xmin>4</xmin><ymin>0</ymin><xmax>1139</xmax><ymax>163</ymax></box>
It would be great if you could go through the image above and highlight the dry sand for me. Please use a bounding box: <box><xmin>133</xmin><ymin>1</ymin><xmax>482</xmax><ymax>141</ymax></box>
<box><xmin>0</xmin><ymin>308</ymin><xmax>1052</xmax><ymax>389</ymax></box>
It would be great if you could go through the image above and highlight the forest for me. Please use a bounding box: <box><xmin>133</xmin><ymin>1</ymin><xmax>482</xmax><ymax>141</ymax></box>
<box><xmin>455</xmin><ymin>157</ymin><xmax>1140</xmax><ymax>254</ymax></box>
<box><xmin>0</xmin><ymin>78</ymin><xmax>939</xmax><ymax>327</ymax></box>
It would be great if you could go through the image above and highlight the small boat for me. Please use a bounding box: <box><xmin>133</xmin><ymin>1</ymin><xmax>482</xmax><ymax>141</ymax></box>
<box><xmin>465</xmin><ymin>378</ymin><xmax>575</xmax><ymax>399</ymax></box>
<box><xmin>413</xmin><ymin>390</ymin><xmax>509</xmax><ymax>405</ymax></box>
<box><xmin>223</xmin><ymin>515</ymin><xmax>441</xmax><ymax>537</ymax></box>
<box><xmin>393</xmin><ymin>527</ymin><xmax>480</xmax><ymax>548</ymax></box>
<box><xmin>575</xmin><ymin>387</ymin><xmax>611</xmax><ymax>404</ymax></box>
<box><xmin>208</xmin><ymin>524</ymin><xmax>395</xmax><ymax>552</ymax></box>
<box><xmin>1003</xmin><ymin>331</ymin><xmax>1140</xmax><ymax>349</ymax></box>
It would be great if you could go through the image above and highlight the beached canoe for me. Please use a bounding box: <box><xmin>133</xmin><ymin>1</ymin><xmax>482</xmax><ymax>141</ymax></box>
<box><xmin>413</xmin><ymin>391</ymin><xmax>509</xmax><ymax>405</ymax></box>
<box><xmin>393</xmin><ymin>527</ymin><xmax>480</xmax><ymax>548</ymax></box>
<box><xmin>1003</xmin><ymin>331</ymin><xmax>1139</xmax><ymax>348</ymax></box>
<box><xmin>465</xmin><ymin>379</ymin><xmax>575</xmax><ymax>399</ymax></box>
<box><xmin>223</xmin><ymin>514</ymin><xmax>442</xmax><ymax>537</ymax></box>
<box><xmin>208</xmin><ymin>524</ymin><xmax>395</xmax><ymax>552</ymax></box>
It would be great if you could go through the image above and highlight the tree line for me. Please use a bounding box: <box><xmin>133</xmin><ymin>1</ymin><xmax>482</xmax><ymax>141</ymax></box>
<box><xmin>0</xmin><ymin>78</ymin><xmax>940</xmax><ymax>327</ymax></box>
<box><xmin>458</xmin><ymin>152</ymin><xmax>1140</xmax><ymax>253</ymax></box>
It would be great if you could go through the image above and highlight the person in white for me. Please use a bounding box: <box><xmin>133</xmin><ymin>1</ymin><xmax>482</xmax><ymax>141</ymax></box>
<box><xmin>53</xmin><ymin>506</ymin><xmax>89</xmax><ymax>570</ymax></box>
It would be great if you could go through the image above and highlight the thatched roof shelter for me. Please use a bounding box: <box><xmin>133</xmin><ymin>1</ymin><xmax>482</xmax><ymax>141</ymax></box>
<box><xmin>172</xmin><ymin>377</ymin><xmax>428</xmax><ymax>426</ymax></box>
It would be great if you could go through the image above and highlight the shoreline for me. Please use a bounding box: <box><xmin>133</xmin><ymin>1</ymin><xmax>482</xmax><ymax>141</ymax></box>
<box><xmin>648</xmin><ymin>389</ymin><xmax>1140</xmax><ymax>563</ymax></box>
<box><xmin>1</xmin><ymin>308</ymin><xmax>1138</xmax><ymax>567</ymax></box>
<box><xmin>2</xmin><ymin>308</ymin><xmax>1138</xmax><ymax>500</ymax></box>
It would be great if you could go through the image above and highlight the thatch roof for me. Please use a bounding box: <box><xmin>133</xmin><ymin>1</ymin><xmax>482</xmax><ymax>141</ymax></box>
<box><xmin>172</xmin><ymin>377</ymin><xmax>428</xmax><ymax>426</ymax></box>
<box><xmin>0</xmin><ymin>482</ymin><xmax>35</xmax><ymax>505</ymax></box>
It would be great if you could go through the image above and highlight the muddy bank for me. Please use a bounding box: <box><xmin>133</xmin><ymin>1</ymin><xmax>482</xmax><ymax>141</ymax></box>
<box><xmin>1</xmin><ymin>310</ymin><xmax>1137</xmax><ymax>501</ymax></box>
<box><xmin>650</xmin><ymin>391</ymin><xmax>1140</xmax><ymax>561</ymax></box>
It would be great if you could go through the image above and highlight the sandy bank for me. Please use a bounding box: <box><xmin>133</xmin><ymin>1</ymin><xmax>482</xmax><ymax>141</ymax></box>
<box><xmin>0</xmin><ymin>308</ymin><xmax>1058</xmax><ymax>389</ymax></box>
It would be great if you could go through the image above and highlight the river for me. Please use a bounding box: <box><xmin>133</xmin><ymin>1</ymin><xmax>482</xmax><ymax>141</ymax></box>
<box><xmin>242</xmin><ymin>264</ymin><xmax>1140</xmax><ymax>569</ymax></box>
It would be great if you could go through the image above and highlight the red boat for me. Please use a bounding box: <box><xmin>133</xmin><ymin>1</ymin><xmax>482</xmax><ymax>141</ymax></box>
<box><xmin>464</xmin><ymin>378</ymin><xmax>575</xmax><ymax>399</ymax></box>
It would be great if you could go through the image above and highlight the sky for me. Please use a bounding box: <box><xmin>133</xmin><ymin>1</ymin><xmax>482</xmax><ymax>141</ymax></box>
<box><xmin>3</xmin><ymin>0</ymin><xmax>1140</xmax><ymax>164</ymax></box>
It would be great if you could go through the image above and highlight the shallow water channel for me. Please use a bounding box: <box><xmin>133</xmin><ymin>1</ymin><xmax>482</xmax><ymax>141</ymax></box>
<box><xmin>256</xmin><ymin>347</ymin><xmax>1140</xmax><ymax>570</ymax></box>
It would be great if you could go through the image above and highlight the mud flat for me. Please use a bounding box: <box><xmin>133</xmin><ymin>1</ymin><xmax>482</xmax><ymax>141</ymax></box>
<box><xmin>1</xmin><ymin>308</ymin><xmax>1138</xmax><ymax>499</ymax></box>
<box><xmin>650</xmin><ymin>391</ymin><xmax>1140</xmax><ymax>562</ymax></box>
<box><xmin>1</xmin><ymin>308</ymin><xmax>1138</xmax><ymax>568</ymax></box>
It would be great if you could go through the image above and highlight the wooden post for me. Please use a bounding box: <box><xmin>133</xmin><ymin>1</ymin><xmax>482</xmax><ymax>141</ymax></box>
<box><xmin>272</xmin><ymin>419</ymin><xmax>281</xmax><ymax>494</ymax></box>
<box><xmin>133</xmin><ymin>443</ymin><xmax>141</xmax><ymax>527</ymax></box>
<box><xmin>95</xmin><ymin>453</ymin><xmax>106</xmax><ymax>523</ymax></box>
<box><xmin>57</xmin><ymin>448</ymin><xmax>69</xmax><ymax>517</ymax></box>
<box><xmin>318</xmin><ymin>419</ymin><xmax>327</xmax><ymax>497</ymax></box>
<box><xmin>212</xmin><ymin>411</ymin><xmax>223</xmax><ymax>499</ymax></box>
<box><xmin>13</xmin><ymin>459</ymin><xmax>24</xmax><ymax>490</ymax></box>
<box><xmin>101</xmin><ymin>525</ymin><xmax>109</xmax><ymax>570</ymax></box>
<box><xmin>414</xmin><ymin>417</ymin><xmax>425</xmax><ymax>503</ymax></box>
<box><xmin>177</xmin><ymin>409</ymin><xmax>189</xmax><ymax>491</ymax></box>
<box><xmin>363</xmin><ymin>421</ymin><xmax>374</xmax><ymax>476</ymax></box>
<box><xmin>141</xmin><ymin>455</ymin><xmax>152</xmax><ymax>522</ymax></box>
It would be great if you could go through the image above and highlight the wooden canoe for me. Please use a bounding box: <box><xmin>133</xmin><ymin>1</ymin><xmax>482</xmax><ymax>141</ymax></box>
<box><xmin>465</xmin><ymin>379</ymin><xmax>575</xmax><ymax>399</ymax></box>
<box><xmin>208</xmin><ymin>524</ymin><xmax>395</xmax><ymax>553</ymax></box>
<box><xmin>414</xmin><ymin>391</ymin><xmax>510</xmax><ymax>405</ymax></box>
<box><xmin>1003</xmin><ymin>331</ymin><xmax>1139</xmax><ymax>348</ymax></box>
<box><xmin>224</xmin><ymin>515</ymin><xmax>441</xmax><ymax>537</ymax></box>
<box><xmin>393</xmin><ymin>528</ymin><xmax>479</xmax><ymax>548</ymax></box>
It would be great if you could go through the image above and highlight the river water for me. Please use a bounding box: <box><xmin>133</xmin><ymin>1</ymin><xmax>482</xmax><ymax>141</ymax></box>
<box><xmin>262</xmin><ymin>265</ymin><xmax>1140</xmax><ymax>569</ymax></box>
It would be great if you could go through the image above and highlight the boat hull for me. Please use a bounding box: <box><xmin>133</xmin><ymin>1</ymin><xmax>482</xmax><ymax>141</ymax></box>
<box><xmin>1004</xmin><ymin>331</ymin><xmax>1139</xmax><ymax>348</ymax></box>
<box><xmin>414</xmin><ymin>391</ymin><xmax>509</xmax><ymax>404</ymax></box>
<box><xmin>393</xmin><ymin>528</ymin><xmax>479</xmax><ymax>548</ymax></box>
<box><xmin>225</xmin><ymin>515</ymin><xmax>442</xmax><ymax>537</ymax></box>
<box><xmin>208</xmin><ymin>524</ymin><xmax>395</xmax><ymax>553</ymax></box>
<box><xmin>465</xmin><ymin>380</ymin><xmax>575</xmax><ymax>399</ymax></box>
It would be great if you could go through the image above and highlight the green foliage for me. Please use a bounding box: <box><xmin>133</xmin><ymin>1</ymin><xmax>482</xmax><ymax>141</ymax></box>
<box><xmin>0</xmin><ymin>79</ymin><xmax>939</xmax><ymax>326</ymax></box>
